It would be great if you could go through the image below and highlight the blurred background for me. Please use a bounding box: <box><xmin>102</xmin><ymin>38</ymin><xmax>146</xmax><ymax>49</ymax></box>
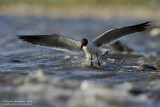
<box><xmin>0</xmin><ymin>0</ymin><xmax>160</xmax><ymax>19</ymax></box>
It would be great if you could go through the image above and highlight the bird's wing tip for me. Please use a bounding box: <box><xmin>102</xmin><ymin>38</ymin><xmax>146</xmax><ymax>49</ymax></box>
<box><xmin>17</xmin><ymin>35</ymin><xmax>35</xmax><ymax>43</ymax></box>
<box><xmin>144</xmin><ymin>21</ymin><xmax>152</xmax><ymax>26</ymax></box>
<box><xmin>132</xmin><ymin>21</ymin><xmax>152</xmax><ymax>31</ymax></box>
<box><xmin>143</xmin><ymin>21</ymin><xmax>152</xmax><ymax>30</ymax></box>
<box><xmin>17</xmin><ymin>35</ymin><xmax>26</xmax><ymax>40</ymax></box>
<box><xmin>16</xmin><ymin>35</ymin><xmax>22</xmax><ymax>38</ymax></box>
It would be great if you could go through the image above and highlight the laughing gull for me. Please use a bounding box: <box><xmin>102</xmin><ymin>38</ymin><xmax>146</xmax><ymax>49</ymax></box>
<box><xmin>18</xmin><ymin>21</ymin><xmax>150</xmax><ymax>67</ymax></box>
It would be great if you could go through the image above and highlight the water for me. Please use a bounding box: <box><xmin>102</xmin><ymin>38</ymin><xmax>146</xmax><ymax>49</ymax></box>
<box><xmin>0</xmin><ymin>16</ymin><xmax>160</xmax><ymax>107</ymax></box>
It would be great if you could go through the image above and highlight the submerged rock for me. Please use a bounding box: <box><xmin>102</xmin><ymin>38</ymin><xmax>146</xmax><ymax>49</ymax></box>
<box><xmin>138</xmin><ymin>64</ymin><xmax>157</xmax><ymax>70</ymax></box>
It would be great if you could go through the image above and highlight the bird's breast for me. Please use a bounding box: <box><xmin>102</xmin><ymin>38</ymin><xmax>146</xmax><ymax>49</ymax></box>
<box><xmin>83</xmin><ymin>45</ymin><xmax>99</xmax><ymax>55</ymax></box>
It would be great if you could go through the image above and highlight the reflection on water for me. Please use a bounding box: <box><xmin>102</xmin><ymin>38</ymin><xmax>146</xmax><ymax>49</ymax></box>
<box><xmin>0</xmin><ymin>16</ymin><xmax>160</xmax><ymax>107</ymax></box>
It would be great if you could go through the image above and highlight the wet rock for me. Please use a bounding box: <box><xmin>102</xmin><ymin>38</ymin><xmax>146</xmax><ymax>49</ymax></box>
<box><xmin>9</xmin><ymin>59</ymin><xmax>21</xmax><ymax>63</ymax></box>
<box><xmin>154</xmin><ymin>64</ymin><xmax>160</xmax><ymax>70</ymax></box>
<box><xmin>97</xmin><ymin>73</ymin><xmax>116</xmax><ymax>78</ymax></box>
<box><xmin>119</xmin><ymin>68</ymin><xmax>129</xmax><ymax>72</ymax></box>
<box><xmin>138</xmin><ymin>64</ymin><xmax>157</xmax><ymax>70</ymax></box>
<box><xmin>129</xmin><ymin>88</ymin><xmax>147</xmax><ymax>96</ymax></box>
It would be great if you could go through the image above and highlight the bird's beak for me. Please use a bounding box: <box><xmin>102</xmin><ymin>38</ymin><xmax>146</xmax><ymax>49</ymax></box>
<box><xmin>80</xmin><ymin>44</ymin><xmax>84</xmax><ymax>51</ymax></box>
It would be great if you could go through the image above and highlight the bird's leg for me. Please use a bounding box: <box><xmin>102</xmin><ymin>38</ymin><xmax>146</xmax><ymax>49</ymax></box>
<box><xmin>90</xmin><ymin>54</ymin><xmax>93</xmax><ymax>66</ymax></box>
<box><xmin>96</xmin><ymin>52</ymin><xmax>101</xmax><ymax>67</ymax></box>
<box><xmin>100</xmin><ymin>51</ymin><xmax>109</xmax><ymax>59</ymax></box>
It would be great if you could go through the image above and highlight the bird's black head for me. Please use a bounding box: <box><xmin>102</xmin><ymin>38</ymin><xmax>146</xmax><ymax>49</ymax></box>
<box><xmin>81</xmin><ymin>38</ymin><xmax>88</xmax><ymax>46</ymax></box>
<box><xmin>80</xmin><ymin>38</ymin><xmax>88</xmax><ymax>50</ymax></box>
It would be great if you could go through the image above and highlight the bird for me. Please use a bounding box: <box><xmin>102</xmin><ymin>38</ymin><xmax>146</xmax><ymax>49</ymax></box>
<box><xmin>111</xmin><ymin>41</ymin><xmax>134</xmax><ymax>53</ymax></box>
<box><xmin>18</xmin><ymin>21</ymin><xmax>151</xmax><ymax>67</ymax></box>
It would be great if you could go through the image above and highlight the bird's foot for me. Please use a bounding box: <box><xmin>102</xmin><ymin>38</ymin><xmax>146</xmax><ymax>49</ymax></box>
<box><xmin>89</xmin><ymin>57</ymin><xmax>93</xmax><ymax>60</ymax></box>
<box><xmin>90</xmin><ymin>62</ymin><xmax>93</xmax><ymax>66</ymax></box>
<box><xmin>98</xmin><ymin>61</ymin><xmax>101</xmax><ymax>67</ymax></box>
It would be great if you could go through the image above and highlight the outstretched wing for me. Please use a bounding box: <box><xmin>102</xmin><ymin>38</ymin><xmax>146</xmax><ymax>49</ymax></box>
<box><xmin>18</xmin><ymin>34</ymin><xmax>81</xmax><ymax>53</ymax></box>
<box><xmin>93</xmin><ymin>21</ymin><xmax>151</xmax><ymax>47</ymax></box>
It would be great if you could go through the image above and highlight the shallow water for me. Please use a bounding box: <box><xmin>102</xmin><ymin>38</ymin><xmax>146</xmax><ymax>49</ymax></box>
<box><xmin>0</xmin><ymin>16</ymin><xmax>160</xmax><ymax>107</ymax></box>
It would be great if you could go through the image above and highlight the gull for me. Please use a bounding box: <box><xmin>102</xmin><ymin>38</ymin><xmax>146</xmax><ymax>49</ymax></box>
<box><xmin>18</xmin><ymin>21</ymin><xmax>150</xmax><ymax>67</ymax></box>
